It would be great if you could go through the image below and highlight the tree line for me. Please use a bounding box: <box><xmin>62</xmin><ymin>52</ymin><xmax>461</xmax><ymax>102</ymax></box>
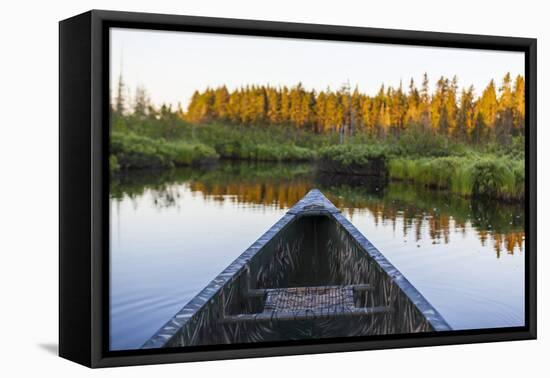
<box><xmin>113</xmin><ymin>73</ymin><xmax>525</xmax><ymax>144</ymax></box>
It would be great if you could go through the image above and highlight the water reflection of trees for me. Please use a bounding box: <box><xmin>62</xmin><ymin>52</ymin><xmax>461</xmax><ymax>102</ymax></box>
<box><xmin>335</xmin><ymin>184</ymin><xmax>525</xmax><ymax>258</ymax></box>
<box><xmin>111</xmin><ymin>162</ymin><xmax>524</xmax><ymax>257</ymax></box>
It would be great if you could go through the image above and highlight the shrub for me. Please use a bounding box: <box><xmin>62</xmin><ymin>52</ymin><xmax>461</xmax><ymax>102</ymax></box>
<box><xmin>169</xmin><ymin>142</ymin><xmax>218</xmax><ymax>166</ymax></box>
<box><xmin>110</xmin><ymin>132</ymin><xmax>170</xmax><ymax>168</ymax></box>
<box><xmin>252</xmin><ymin>144</ymin><xmax>315</xmax><ymax>161</ymax></box>
<box><xmin>110</xmin><ymin>132</ymin><xmax>218</xmax><ymax>170</ymax></box>
<box><xmin>109</xmin><ymin>154</ymin><xmax>120</xmax><ymax>172</ymax></box>
<box><xmin>393</xmin><ymin>128</ymin><xmax>449</xmax><ymax>157</ymax></box>
<box><xmin>317</xmin><ymin>144</ymin><xmax>389</xmax><ymax>177</ymax></box>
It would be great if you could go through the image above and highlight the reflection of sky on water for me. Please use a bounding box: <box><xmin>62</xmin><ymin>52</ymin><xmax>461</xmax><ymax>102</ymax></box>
<box><xmin>110</xmin><ymin>167</ymin><xmax>524</xmax><ymax>351</ymax></box>
<box><xmin>110</xmin><ymin>188</ymin><xmax>287</xmax><ymax>351</ymax></box>
<box><xmin>345</xmin><ymin>209</ymin><xmax>523</xmax><ymax>330</ymax></box>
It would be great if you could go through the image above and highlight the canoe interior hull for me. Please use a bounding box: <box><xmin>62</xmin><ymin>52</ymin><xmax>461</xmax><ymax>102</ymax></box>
<box><xmin>153</xmin><ymin>212</ymin><xmax>438</xmax><ymax>348</ymax></box>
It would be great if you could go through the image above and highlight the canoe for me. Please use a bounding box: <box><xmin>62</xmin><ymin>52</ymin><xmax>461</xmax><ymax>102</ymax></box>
<box><xmin>142</xmin><ymin>189</ymin><xmax>451</xmax><ymax>349</ymax></box>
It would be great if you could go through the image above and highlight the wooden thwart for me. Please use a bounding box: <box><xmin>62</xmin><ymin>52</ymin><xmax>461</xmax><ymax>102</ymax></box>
<box><xmin>222</xmin><ymin>284</ymin><xmax>391</xmax><ymax>323</ymax></box>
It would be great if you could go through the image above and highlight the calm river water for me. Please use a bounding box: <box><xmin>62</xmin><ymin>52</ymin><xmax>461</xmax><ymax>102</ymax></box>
<box><xmin>109</xmin><ymin>161</ymin><xmax>525</xmax><ymax>351</ymax></box>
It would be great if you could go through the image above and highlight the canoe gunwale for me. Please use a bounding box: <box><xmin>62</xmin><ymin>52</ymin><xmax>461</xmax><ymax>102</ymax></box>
<box><xmin>142</xmin><ymin>189</ymin><xmax>451</xmax><ymax>349</ymax></box>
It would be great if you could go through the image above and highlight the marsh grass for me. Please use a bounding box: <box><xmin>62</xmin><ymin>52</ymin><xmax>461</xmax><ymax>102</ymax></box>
<box><xmin>389</xmin><ymin>156</ymin><xmax>524</xmax><ymax>200</ymax></box>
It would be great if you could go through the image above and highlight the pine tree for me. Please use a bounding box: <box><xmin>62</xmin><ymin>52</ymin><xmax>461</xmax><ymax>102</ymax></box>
<box><xmin>495</xmin><ymin>73</ymin><xmax>514</xmax><ymax>144</ymax></box>
<box><xmin>315</xmin><ymin>91</ymin><xmax>327</xmax><ymax>133</ymax></box>
<box><xmin>445</xmin><ymin>76</ymin><xmax>458</xmax><ymax>137</ymax></box>
<box><xmin>280</xmin><ymin>86</ymin><xmax>291</xmax><ymax>124</ymax></box>
<box><xmin>227</xmin><ymin>89</ymin><xmax>242</xmax><ymax>123</ymax></box>
<box><xmin>391</xmin><ymin>81</ymin><xmax>408</xmax><ymax>136</ymax></box>
<box><xmin>405</xmin><ymin>78</ymin><xmax>420</xmax><ymax>127</ymax></box>
<box><xmin>431</xmin><ymin>77</ymin><xmax>447</xmax><ymax>135</ymax></box>
<box><xmin>360</xmin><ymin>96</ymin><xmax>373</xmax><ymax>135</ymax></box>
<box><xmin>180</xmin><ymin>74</ymin><xmax>524</xmax><ymax>144</ymax></box>
<box><xmin>266</xmin><ymin>87</ymin><xmax>281</xmax><ymax>124</ymax></box>
<box><xmin>114</xmin><ymin>73</ymin><xmax>126</xmax><ymax>115</ymax></box>
<box><xmin>379</xmin><ymin>103</ymin><xmax>391</xmax><ymax>138</ymax></box>
<box><xmin>302</xmin><ymin>90</ymin><xmax>316</xmax><ymax>130</ymax></box>
<box><xmin>512</xmin><ymin>75</ymin><xmax>525</xmax><ymax>134</ymax></box>
<box><xmin>241</xmin><ymin>85</ymin><xmax>255</xmax><ymax>124</ymax></box>
<box><xmin>133</xmin><ymin>85</ymin><xmax>149</xmax><ymax>118</ymax></box>
<box><xmin>213</xmin><ymin>86</ymin><xmax>230</xmax><ymax>120</ymax></box>
<box><xmin>324</xmin><ymin>92</ymin><xmax>339</xmax><ymax>133</ymax></box>
<box><xmin>456</xmin><ymin>86</ymin><xmax>475</xmax><ymax>141</ymax></box>
<box><xmin>472</xmin><ymin>108</ymin><xmax>487</xmax><ymax>144</ymax></box>
<box><xmin>371</xmin><ymin>85</ymin><xmax>386</xmax><ymax>137</ymax></box>
<box><xmin>478</xmin><ymin>79</ymin><xmax>498</xmax><ymax>137</ymax></box>
<box><xmin>419</xmin><ymin>73</ymin><xmax>431</xmax><ymax>132</ymax></box>
<box><xmin>350</xmin><ymin>87</ymin><xmax>361</xmax><ymax>136</ymax></box>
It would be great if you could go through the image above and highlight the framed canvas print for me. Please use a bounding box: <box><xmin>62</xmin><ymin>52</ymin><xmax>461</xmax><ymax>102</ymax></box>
<box><xmin>59</xmin><ymin>10</ymin><xmax>537</xmax><ymax>368</ymax></box>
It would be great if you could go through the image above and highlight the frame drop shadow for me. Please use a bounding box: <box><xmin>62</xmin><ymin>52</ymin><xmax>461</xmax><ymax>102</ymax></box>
<box><xmin>38</xmin><ymin>343</ymin><xmax>58</xmax><ymax>355</ymax></box>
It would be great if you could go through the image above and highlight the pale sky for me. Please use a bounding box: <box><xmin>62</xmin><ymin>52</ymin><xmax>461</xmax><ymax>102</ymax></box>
<box><xmin>110</xmin><ymin>27</ymin><xmax>524</xmax><ymax>109</ymax></box>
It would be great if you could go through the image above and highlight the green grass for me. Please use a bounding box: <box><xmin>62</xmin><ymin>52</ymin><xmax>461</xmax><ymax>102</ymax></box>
<box><xmin>389</xmin><ymin>156</ymin><xmax>524</xmax><ymax>200</ymax></box>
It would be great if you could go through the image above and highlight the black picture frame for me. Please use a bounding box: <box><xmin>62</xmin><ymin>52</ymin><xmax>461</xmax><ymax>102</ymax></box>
<box><xmin>59</xmin><ymin>9</ymin><xmax>537</xmax><ymax>368</ymax></box>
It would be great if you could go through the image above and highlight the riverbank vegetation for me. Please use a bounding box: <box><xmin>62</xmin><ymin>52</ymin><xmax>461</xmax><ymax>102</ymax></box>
<box><xmin>389</xmin><ymin>155</ymin><xmax>524</xmax><ymax>201</ymax></box>
<box><xmin>110</xmin><ymin>132</ymin><xmax>218</xmax><ymax>170</ymax></box>
<box><xmin>110</xmin><ymin>73</ymin><xmax>525</xmax><ymax>201</ymax></box>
